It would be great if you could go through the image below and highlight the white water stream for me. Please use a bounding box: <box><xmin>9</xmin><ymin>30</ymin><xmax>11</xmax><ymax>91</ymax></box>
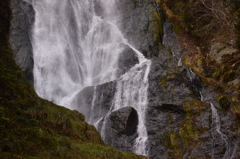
<box><xmin>31</xmin><ymin>0</ymin><xmax>124</xmax><ymax>108</ymax></box>
<box><xmin>200</xmin><ymin>90</ymin><xmax>230</xmax><ymax>158</ymax></box>
<box><xmin>27</xmin><ymin>0</ymin><xmax>151</xmax><ymax>156</ymax></box>
<box><xmin>112</xmin><ymin>60</ymin><xmax>151</xmax><ymax>156</ymax></box>
<box><xmin>210</xmin><ymin>103</ymin><xmax>230</xmax><ymax>159</ymax></box>
<box><xmin>189</xmin><ymin>70</ymin><xmax>232</xmax><ymax>159</ymax></box>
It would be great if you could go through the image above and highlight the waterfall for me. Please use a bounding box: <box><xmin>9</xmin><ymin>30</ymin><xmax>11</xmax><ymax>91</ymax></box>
<box><xmin>210</xmin><ymin>103</ymin><xmax>230</xmax><ymax>159</ymax></box>
<box><xmin>200</xmin><ymin>91</ymin><xmax>232</xmax><ymax>159</ymax></box>
<box><xmin>28</xmin><ymin>0</ymin><xmax>151</xmax><ymax>157</ymax></box>
<box><xmin>112</xmin><ymin>60</ymin><xmax>151</xmax><ymax>156</ymax></box>
<box><xmin>190</xmin><ymin>70</ymin><xmax>233</xmax><ymax>159</ymax></box>
<box><xmin>31</xmin><ymin>0</ymin><xmax>126</xmax><ymax>108</ymax></box>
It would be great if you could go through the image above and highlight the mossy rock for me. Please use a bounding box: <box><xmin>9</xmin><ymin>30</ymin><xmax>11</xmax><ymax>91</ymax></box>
<box><xmin>161</xmin><ymin>131</ymin><xmax>184</xmax><ymax>159</ymax></box>
<box><xmin>160</xmin><ymin>100</ymin><xmax>208</xmax><ymax>158</ymax></box>
<box><xmin>150</xmin><ymin>8</ymin><xmax>163</xmax><ymax>44</ymax></box>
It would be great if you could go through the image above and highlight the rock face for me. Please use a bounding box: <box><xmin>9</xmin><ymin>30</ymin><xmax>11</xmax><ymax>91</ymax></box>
<box><xmin>10</xmin><ymin>0</ymin><xmax>240</xmax><ymax>159</ymax></box>
<box><xmin>73</xmin><ymin>81</ymin><xmax>117</xmax><ymax>122</ymax></box>
<box><xmin>10</xmin><ymin>0</ymin><xmax>34</xmax><ymax>85</ymax></box>
<box><xmin>116</xmin><ymin>0</ymin><xmax>160</xmax><ymax>58</ymax></box>
<box><xmin>209</xmin><ymin>42</ymin><xmax>238</xmax><ymax>63</ymax></box>
<box><xmin>145</xmin><ymin>11</ymin><xmax>240</xmax><ymax>158</ymax></box>
<box><xmin>106</xmin><ymin>107</ymin><xmax>139</xmax><ymax>152</ymax></box>
<box><xmin>118</xmin><ymin>45</ymin><xmax>139</xmax><ymax>75</ymax></box>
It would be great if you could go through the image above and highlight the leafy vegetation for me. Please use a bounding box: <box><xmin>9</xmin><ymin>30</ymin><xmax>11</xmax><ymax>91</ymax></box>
<box><xmin>0</xmin><ymin>1</ymin><xmax>146</xmax><ymax>158</ymax></box>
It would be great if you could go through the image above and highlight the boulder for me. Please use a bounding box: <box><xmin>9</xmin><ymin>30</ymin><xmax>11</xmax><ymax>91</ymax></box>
<box><xmin>118</xmin><ymin>44</ymin><xmax>139</xmax><ymax>75</ymax></box>
<box><xmin>209</xmin><ymin>42</ymin><xmax>238</xmax><ymax>63</ymax></box>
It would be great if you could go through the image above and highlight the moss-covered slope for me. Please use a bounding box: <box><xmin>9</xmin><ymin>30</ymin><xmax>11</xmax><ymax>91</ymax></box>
<box><xmin>0</xmin><ymin>1</ymin><xmax>145</xmax><ymax>158</ymax></box>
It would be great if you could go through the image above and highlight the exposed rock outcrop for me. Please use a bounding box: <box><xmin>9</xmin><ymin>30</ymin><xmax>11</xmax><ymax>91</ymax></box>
<box><xmin>73</xmin><ymin>81</ymin><xmax>116</xmax><ymax>122</ymax></box>
<box><xmin>118</xmin><ymin>44</ymin><xmax>139</xmax><ymax>75</ymax></box>
<box><xmin>10</xmin><ymin>0</ymin><xmax>34</xmax><ymax>85</ymax></box>
<box><xmin>116</xmin><ymin>0</ymin><xmax>160</xmax><ymax>58</ymax></box>
<box><xmin>209</xmin><ymin>42</ymin><xmax>238</xmax><ymax>63</ymax></box>
<box><xmin>106</xmin><ymin>107</ymin><xmax>139</xmax><ymax>151</ymax></box>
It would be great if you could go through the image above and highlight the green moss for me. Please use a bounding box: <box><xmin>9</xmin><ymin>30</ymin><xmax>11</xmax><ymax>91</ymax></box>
<box><xmin>149</xmin><ymin>9</ymin><xmax>163</xmax><ymax>44</ymax></box>
<box><xmin>161</xmin><ymin>131</ymin><xmax>183</xmax><ymax>158</ymax></box>
<box><xmin>179</xmin><ymin>100</ymin><xmax>208</xmax><ymax>146</ymax></box>
<box><xmin>179</xmin><ymin>120</ymin><xmax>199</xmax><ymax>146</ymax></box>
<box><xmin>160</xmin><ymin>78</ymin><xmax>167</xmax><ymax>89</ymax></box>
<box><xmin>196</xmin><ymin>57</ymin><xmax>203</xmax><ymax>67</ymax></box>
<box><xmin>159</xmin><ymin>72</ymin><xmax>178</xmax><ymax>90</ymax></box>
<box><xmin>160</xmin><ymin>100</ymin><xmax>209</xmax><ymax>158</ymax></box>
<box><xmin>167</xmin><ymin>113</ymin><xmax>174</xmax><ymax>124</ymax></box>
<box><xmin>182</xmin><ymin>56</ymin><xmax>192</xmax><ymax>69</ymax></box>
<box><xmin>73</xmin><ymin>143</ymin><xmax>143</xmax><ymax>159</ymax></box>
<box><xmin>178</xmin><ymin>101</ymin><xmax>204</xmax><ymax>146</ymax></box>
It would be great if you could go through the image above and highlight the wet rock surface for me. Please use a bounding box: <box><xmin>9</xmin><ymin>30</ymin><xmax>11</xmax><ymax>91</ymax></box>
<box><xmin>10</xmin><ymin>0</ymin><xmax>34</xmax><ymax>85</ymax></box>
<box><xmin>116</xmin><ymin>0</ymin><xmax>160</xmax><ymax>58</ymax></box>
<box><xmin>74</xmin><ymin>81</ymin><xmax>117</xmax><ymax>122</ymax></box>
<box><xmin>118</xmin><ymin>44</ymin><xmax>139</xmax><ymax>75</ymax></box>
<box><xmin>105</xmin><ymin>107</ymin><xmax>139</xmax><ymax>151</ymax></box>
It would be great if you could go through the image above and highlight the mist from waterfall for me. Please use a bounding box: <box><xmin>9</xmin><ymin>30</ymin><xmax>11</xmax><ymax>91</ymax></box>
<box><xmin>31</xmin><ymin>0</ymin><xmax>124</xmax><ymax>108</ymax></box>
<box><xmin>28</xmin><ymin>0</ymin><xmax>151</xmax><ymax>156</ymax></box>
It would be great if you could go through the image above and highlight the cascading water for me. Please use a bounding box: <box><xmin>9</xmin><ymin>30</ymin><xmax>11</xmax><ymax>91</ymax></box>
<box><xmin>210</xmin><ymin>103</ymin><xmax>231</xmax><ymax>159</ymax></box>
<box><xmin>31</xmin><ymin>0</ymin><xmax>125</xmax><ymax>108</ymax></box>
<box><xmin>27</xmin><ymin>0</ymin><xmax>151</xmax><ymax>157</ymax></box>
<box><xmin>112</xmin><ymin>59</ymin><xmax>151</xmax><ymax>156</ymax></box>
<box><xmin>194</xmin><ymin>74</ymin><xmax>233</xmax><ymax>158</ymax></box>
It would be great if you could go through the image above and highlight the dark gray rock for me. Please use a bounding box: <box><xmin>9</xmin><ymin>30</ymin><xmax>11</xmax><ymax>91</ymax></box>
<box><xmin>118</xmin><ymin>44</ymin><xmax>139</xmax><ymax>75</ymax></box>
<box><xmin>72</xmin><ymin>86</ymin><xmax>94</xmax><ymax>121</ymax></box>
<box><xmin>116</xmin><ymin>0</ymin><xmax>160</xmax><ymax>58</ymax></box>
<box><xmin>73</xmin><ymin>81</ymin><xmax>116</xmax><ymax>123</ymax></box>
<box><xmin>73</xmin><ymin>79</ymin><xmax>140</xmax><ymax>153</ymax></box>
<box><xmin>104</xmin><ymin>107</ymin><xmax>139</xmax><ymax>152</ymax></box>
<box><xmin>162</xmin><ymin>18</ymin><xmax>182</xmax><ymax>59</ymax></box>
<box><xmin>109</xmin><ymin>107</ymin><xmax>138</xmax><ymax>136</ymax></box>
<box><xmin>10</xmin><ymin>0</ymin><xmax>34</xmax><ymax>85</ymax></box>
